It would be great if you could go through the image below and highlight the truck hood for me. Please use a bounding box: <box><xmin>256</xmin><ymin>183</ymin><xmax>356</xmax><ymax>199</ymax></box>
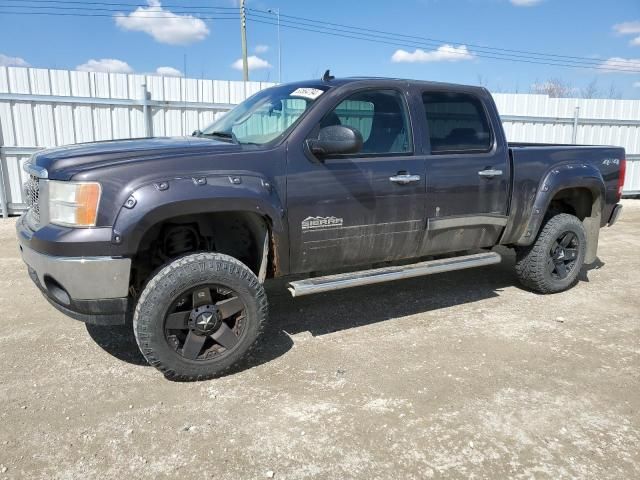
<box><xmin>30</xmin><ymin>137</ymin><xmax>242</xmax><ymax>180</ymax></box>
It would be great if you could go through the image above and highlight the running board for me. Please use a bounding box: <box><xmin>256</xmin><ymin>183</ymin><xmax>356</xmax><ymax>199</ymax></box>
<box><xmin>287</xmin><ymin>251</ymin><xmax>502</xmax><ymax>297</ymax></box>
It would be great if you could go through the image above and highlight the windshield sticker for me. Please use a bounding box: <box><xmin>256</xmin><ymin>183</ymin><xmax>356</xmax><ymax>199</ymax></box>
<box><xmin>291</xmin><ymin>88</ymin><xmax>325</xmax><ymax>100</ymax></box>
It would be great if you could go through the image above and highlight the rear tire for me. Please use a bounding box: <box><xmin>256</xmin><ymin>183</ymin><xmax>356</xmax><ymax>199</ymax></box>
<box><xmin>515</xmin><ymin>213</ymin><xmax>586</xmax><ymax>294</ymax></box>
<box><xmin>133</xmin><ymin>252</ymin><xmax>268</xmax><ymax>381</ymax></box>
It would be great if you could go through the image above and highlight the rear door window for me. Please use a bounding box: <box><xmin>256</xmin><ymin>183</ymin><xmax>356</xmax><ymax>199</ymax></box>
<box><xmin>422</xmin><ymin>92</ymin><xmax>492</xmax><ymax>154</ymax></box>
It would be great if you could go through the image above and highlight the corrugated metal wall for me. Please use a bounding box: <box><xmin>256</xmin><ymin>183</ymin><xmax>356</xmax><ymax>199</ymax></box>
<box><xmin>494</xmin><ymin>92</ymin><xmax>640</xmax><ymax>194</ymax></box>
<box><xmin>1</xmin><ymin>67</ymin><xmax>639</xmax><ymax>216</ymax></box>
<box><xmin>0</xmin><ymin>66</ymin><xmax>274</xmax><ymax>215</ymax></box>
<box><xmin>494</xmin><ymin>93</ymin><xmax>640</xmax><ymax>152</ymax></box>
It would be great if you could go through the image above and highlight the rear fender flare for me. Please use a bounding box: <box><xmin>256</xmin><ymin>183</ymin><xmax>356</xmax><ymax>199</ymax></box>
<box><xmin>516</xmin><ymin>163</ymin><xmax>605</xmax><ymax>247</ymax></box>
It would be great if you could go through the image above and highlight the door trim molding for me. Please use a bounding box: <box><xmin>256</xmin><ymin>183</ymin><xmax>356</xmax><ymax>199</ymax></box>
<box><xmin>302</xmin><ymin>219</ymin><xmax>423</xmax><ymax>243</ymax></box>
<box><xmin>428</xmin><ymin>214</ymin><xmax>508</xmax><ymax>230</ymax></box>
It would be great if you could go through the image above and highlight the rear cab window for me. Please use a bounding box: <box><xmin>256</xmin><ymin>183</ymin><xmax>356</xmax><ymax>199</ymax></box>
<box><xmin>422</xmin><ymin>91</ymin><xmax>493</xmax><ymax>154</ymax></box>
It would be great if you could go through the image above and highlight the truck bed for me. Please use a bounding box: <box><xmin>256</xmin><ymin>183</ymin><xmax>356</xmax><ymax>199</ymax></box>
<box><xmin>500</xmin><ymin>143</ymin><xmax>625</xmax><ymax>245</ymax></box>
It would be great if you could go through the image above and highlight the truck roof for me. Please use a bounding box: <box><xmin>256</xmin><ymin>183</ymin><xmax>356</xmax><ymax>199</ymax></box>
<box><xmin>279</xmin><ymin>76</ymin><xmax>487</xmax><ymax>94</ymax></box>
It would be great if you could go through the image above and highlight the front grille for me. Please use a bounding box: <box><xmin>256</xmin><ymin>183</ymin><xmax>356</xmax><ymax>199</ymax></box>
<box><xmin>24</xmin><ymin>174</ymin><xmax>40</xmax><ymax>226</ymax></box>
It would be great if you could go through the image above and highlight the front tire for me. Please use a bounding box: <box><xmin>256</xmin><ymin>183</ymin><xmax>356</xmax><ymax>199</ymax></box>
<box><xmin>515</xmin><ymin>213</ymin><xmax>587</xmax><ymax>294</ymax></box>
<box><xmin>133</xmin><ymin>253</ymin><xmax>268</xmax><ymax>381</ymax></box>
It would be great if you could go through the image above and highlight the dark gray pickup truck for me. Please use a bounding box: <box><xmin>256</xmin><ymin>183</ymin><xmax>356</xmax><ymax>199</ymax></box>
<box><xmin>17</xmin><ymin>75</ymin><xmax>625</xmax><ymax>380</ymax></box>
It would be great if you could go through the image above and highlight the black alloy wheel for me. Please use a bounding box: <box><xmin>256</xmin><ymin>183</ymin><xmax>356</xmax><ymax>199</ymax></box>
<box><xmin>548</xmin><ymin>231</ymin><xmax>580</xmax><ymax>280</ymax></box>
<box><xmin>164</xmin><ymin>285</ymin><xmax>247</xmax><ymax>361</ymax></box>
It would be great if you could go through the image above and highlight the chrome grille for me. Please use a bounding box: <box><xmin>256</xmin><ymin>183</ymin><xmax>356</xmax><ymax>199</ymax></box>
<box><xmin>24</xmin><ymin>174</ymin><xmax>40</xmax><ymax>225</ymax></box>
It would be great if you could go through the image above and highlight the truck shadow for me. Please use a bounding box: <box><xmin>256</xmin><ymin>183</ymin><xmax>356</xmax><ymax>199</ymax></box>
<box><xmin>86</xmin><ymin>321</ymin><xmax>148</xmax><ymax>366</ymax></box>
<box><xmin>85</xmin><ymin>249</ymin><xmax>605</xmax><ymax>378</ymax></box>
<box><xmin>578</xmin><ymin>257</ymin><xmax>605</xmax><ymax>281</ymax></box>
<box><xmin>267</xmin><ymin>261</ymin><xmax>514</xmax><ymax>337</ymax></box>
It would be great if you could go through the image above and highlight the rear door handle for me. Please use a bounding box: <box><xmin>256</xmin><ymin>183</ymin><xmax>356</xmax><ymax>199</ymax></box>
<box><xmin>478</xmin><ymin>169</ymin><xmax>503</xmax><ymax>178</ymax></box>
<box><xmin>389</xmin><ymin>174</ymin><xmax>421</xmax><ymax>185</ymax></box>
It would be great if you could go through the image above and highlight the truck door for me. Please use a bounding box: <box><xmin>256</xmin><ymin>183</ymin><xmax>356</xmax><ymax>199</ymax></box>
<box><xmin>286</xmin><ymin>88</ymin><xmax>426</xmax><ymax>273</ymax></box>
<box><xmin>418</xmin><ymin>90</ymin><xmax>510</xmax><ymax>255</ymax></box>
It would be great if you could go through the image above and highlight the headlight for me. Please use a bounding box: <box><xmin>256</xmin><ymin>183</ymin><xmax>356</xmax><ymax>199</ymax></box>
<box><xmin>49</xmin><ymin>181</ymin><xmax>101</xmax><ymax>227</ymax></box>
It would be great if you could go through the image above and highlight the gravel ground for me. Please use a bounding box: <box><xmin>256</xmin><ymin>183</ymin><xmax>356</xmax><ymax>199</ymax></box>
<box><xmin>0</xmin><ymin>201</ymin><xmax>638</xmax><ymax>479</ymax></box>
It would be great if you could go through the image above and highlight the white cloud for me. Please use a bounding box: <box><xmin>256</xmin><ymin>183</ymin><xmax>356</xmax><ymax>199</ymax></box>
<box><xmin>0</xmin><ymin>53</ymin><xmax>29</xmax><ymax>67</ymax></box>
<box><xmin>231</xmin><ymin>55</ymin><xmax>272</xmax><ymax>71</ymax></box>
<box><xmin>155</xmin><ymin>66</ymin><xmax>183</xmax><ymax>76</ymax></box>
<box><xmin>115</xmin><ymin>0</ymin><xmax>209</xmax><ymax>45</ymax></box>
<box><xmin>510</xmin><ymin>0</ymin><xmax>543</xmax><ymax>6</ymax></box>
<box><xmin>598</xmin><ymin>57</ymin><xmax>640</xmax><ymax>74</ymax></box>
<box><xmin>391</xmin><ymin>45</ymin><xmax>475</xmax><ymax>63</ymax></box>
<box><xmin>613</xmin><ymin>21</ymin><xmax>640</xmax><ymax>47</ymax></box>
<box><xmin>76</xmin><ymin>58</ymin><xmax>133</xmax><ymax>73</ymax></box>
<box><xmin>75</xmin><ymin>61</ymin><xmax>186</xmax><ymax>76</ymax></box>
<box><xmin>613</xmin><ymin>21</ymin><xmax>640</xmax><ymax>35</ymax></box>
<box><xmin>255</xmin><ymin>44</ymin><xmax>269</xmax><ymax>54</ymax></box>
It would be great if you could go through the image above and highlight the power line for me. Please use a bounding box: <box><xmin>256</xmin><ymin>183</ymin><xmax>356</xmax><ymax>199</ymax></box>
<box><xmin>0</xmin><ymin>3</ymin><xmax>238</xmax><ymax>15</ymax></box>
<box><xmin>4</xmin><ymin>0</ymin><xmax>636</xmax><ymax>69</ymax></box>
<box><xmin>246</xmin><ymin>10</ymin><xmax>639</xmax><ymax>71</ymax></box>
<box><xmin>247</xmin><ymin>16</ymin><xmax>640</xmax><ymax>73</ymax></box>
<box><xmin>0</xmin><ymin>9</ymin><xmax>236</xmax><ymax>20</ymax></box>
<box><xmin>1</xmin><ymin>0</ymin><xmax>237</xmax><ymax>9</ymax></box>
<box><xmin>3</xmin><ymin>0</ymin><xmax>638</xmax><ymax>68</ymax></box>
<box><xmin>248</xmin><ymin>7</ymin><xmax>640</xmax><ymax>67</ymax></box>
<box><xmin>1</xmin><ymin>1</ymin><xmax>638</xmax><ymax>73</ymax></box>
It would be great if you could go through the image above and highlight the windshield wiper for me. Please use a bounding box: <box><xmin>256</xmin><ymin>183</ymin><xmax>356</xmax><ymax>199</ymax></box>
<box><xmin>201</xmin><ymin>131</ymin><xmax>238</xmax><ymax>144</ymax></box>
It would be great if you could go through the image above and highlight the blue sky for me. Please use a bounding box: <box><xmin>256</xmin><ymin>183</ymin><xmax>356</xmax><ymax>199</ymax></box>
<box><xmin>1</xmin><ymin>0</ymin><xmax>639</xmax><ymax>98</ymax></box>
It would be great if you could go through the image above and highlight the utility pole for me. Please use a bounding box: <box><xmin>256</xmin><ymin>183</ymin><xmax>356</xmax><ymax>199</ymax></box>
<box><xmin>572</xmin><ymin>106</ymin><xmax>580</xmax><ymax>144</ymax></box>
<box><xmin>240</xmin><ymin>0</ymin><xmax>249</xmax><ymax>82</ymax></box>
<box><xmin>268</xmin><ymin>8</ymin><xmax>282</xmax><ymax>83</ymax></box>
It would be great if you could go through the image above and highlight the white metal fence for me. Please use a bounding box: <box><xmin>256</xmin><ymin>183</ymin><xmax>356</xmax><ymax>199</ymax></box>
<box><xmin>0</xmin><ymin>67</ymin><xmax>274</xmax><ymax>216</ymax></box>
<box><xmin>1</xmin><ymin>67</ymin><xmax>639</xmax><ymax>217</ymax></box>
<box><xmin>493</xmin><ymin>92</ymin><xmax>640</xmax><ymax>197</ymax></box>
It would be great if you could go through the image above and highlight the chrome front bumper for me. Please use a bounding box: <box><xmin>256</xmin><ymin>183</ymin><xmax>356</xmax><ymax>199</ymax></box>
<box><xmin>16</xmin><ymin>207</ymin><xmax>131</xmax><ymax>325</ymax></box>
<box><xmin>19</xmin><ymin>241</ymin><xmax>131</xmax><ymax>300</ymax></box>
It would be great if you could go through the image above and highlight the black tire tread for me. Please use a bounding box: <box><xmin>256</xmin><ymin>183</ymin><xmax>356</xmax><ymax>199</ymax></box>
<box><xmin>515</xmin><ymin>213</ymin><xmax>586</xmax><ymax>294</ymax></box>
<box><xmin>133</xmin><ymin>252</ymin><xmax>268</xmax><ymax>381</ymax></box>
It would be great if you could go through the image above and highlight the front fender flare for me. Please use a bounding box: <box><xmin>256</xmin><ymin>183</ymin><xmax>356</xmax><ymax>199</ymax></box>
<box><xmin>111</xmin><ymin>175</ymin><xmax>287</xmax><ymax>263</ymax></box>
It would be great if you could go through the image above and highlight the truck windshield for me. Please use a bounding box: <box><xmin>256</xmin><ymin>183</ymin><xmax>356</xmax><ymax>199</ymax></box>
<box><xmin>200</xmin><ymin>84</ymin><xmax>329</xmax><ymax>145</ymax></box>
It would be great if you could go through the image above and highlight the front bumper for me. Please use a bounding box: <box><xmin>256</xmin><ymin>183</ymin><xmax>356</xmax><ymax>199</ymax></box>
<box><xmin>17</xmin><ymin>215</ymin><xmax>130</xmax><ymax>325</ymax></box>
<box><xmin>608</xmin><ymin>204</ymin><xmax>623</xmax><ymax>226</ymax></box>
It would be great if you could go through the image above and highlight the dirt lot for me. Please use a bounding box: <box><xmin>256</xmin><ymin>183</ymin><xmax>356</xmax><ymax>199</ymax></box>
<box><xmin>0</xmin><ymin>201</ymin><xmax>638</xmax><ymax>479</ymax></box>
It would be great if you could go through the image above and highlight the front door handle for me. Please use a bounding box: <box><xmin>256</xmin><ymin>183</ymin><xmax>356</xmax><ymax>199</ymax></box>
<box><xmin>389</xmin><ymin>174</ymin><xmax>421</xmax><ymax>185</ymax></box>
<box><xmin>478</xmin><ymin>169</ymin><xmax>503</xmax><ymax>178</ymax></box>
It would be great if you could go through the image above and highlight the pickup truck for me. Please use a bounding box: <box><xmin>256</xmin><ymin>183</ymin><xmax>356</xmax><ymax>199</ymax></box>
<box><xmin>17</xmin><ymin>74</ymin><xmax>625</xmax><ymax>380</ymax></box>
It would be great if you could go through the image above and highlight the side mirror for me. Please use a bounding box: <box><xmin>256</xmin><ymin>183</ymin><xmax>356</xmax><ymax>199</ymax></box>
<box><xmin>192</xmin><ymin>129</ymin><xmax>202</xmax><ymax>137</ymax></box>
<box><xmin>307</xmin><ymin>125</ymin><xmax>363</xmax><ymax>158</ymax></box>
